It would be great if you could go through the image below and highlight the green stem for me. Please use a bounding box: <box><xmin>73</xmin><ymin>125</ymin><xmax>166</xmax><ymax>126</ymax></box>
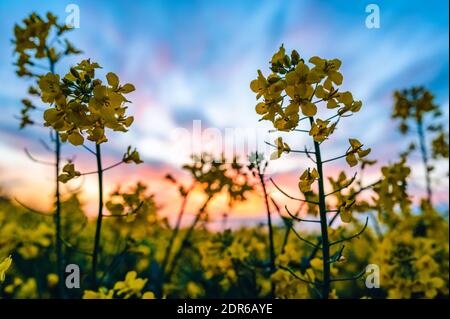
<box><xmin>417</xmin><ymin>118</ymin><xmax>432</xmax><ymax>202</ymax></box>
<box><xmin>306</xmin><ymin>179</ymin><xmax>377</xmax><ymax>261</ymax></box>
<box><xmin>163</xmin><ymin>197</ymin><xmax>212</xmax><ymax>289</ymax></box>
<box><xmin>260</xmin><ymin>173</ymin><xmax>276</xmax><ymax>298</ymax></box>
<box><xmin>278</xmin><ymin>202</ymin><xmax>303</xmax><ymax>254</ymax></box>
<box><xmin>49</xmin><ymin>59</ymin><xmax>64</xmax><ymax>299</ymax></box>
<box><xmin>259</xmin><ymin>174</ymin><xmax>276</xmax><ymax>273</ymax></box>
<box><xmin>54</xmin><ymin>133</ymin><xmax>64</xmax><ymax>298</ymax></box>
<box><xmin>91</xmin><ymin>143</ymin><xmax>103</xmax><ymax>288</ymax></box>
<box><xmin>158</xmin><ymin>188</ymin><xmax>192</xmax><ymax>296</ymax></box>
<box><xmin>309</xmin><ymin>117</ymin><xmax>331</xmax><ymax>299</ymax></box>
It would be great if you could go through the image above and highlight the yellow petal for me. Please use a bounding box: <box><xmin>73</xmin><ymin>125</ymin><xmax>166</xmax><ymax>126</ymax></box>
<box><xmin>255</xmin><ymin>102</ymin><xmax>268</xmax><ymax>115</ymax></box>
<box><xmin>327</xmin><ymin>99</ymin><xmax>338</xmax><ymax>109</ymax></box>
<box><xmin>346</xmin><ymin>153</ymin><xmax>358</xmax><ymax>167</ymax></box>
<box><xmin>301</xmin><ymin>102</ymin><xmax>317</xmax><ymax>117</ymax></box>
<box><xmin>349</xmin><ymin>138</ymin><xmax>362</xmax><ymax>149</ymax></box>
<box><xmin>340</xmin><ymin>209</ymin><xmax>352</xmax><ymax>223</ymax></box>
<box><xmin>121</xmin><ymin>83</ymin><xmax>135</xmax><ymax>94</ymax></box>
<box><xmin>310</xmin><ymin>258</ymin><xmax>323</xmax><ymax>270</ymax></box>
<box><xmin>106</xmin><ymin>72</ymin><xmax>119</xmax><ymax>87</ymax></box>
<box><xmin>68</xmin><ymin>131</ymin><xmax>84</xmax><ymax>146</ymax></box>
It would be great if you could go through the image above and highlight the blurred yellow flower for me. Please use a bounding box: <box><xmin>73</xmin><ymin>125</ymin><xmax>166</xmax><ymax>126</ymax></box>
<box><xmin>142</xmin><ymin>291</ymin><xmax>155</xmax><ymax>299</ymax></box>
<box><xmin>83</xmin><ymin>287</ymin><xmax>114</xmax><ymax>299</ymax></box>
<box><xmin>47</xmin><ymin>273</ymin><xmax>59</xmax><ymax>287</ymax></box>
<box><xmin>0</xmin><ymin>255</ymin><xmax>12</xmax><ymax>282</ymax></box>
<box><xmin>113</xmin><ymin>271</ymin><xmax>148</xmax><ymax>299</ymax></box>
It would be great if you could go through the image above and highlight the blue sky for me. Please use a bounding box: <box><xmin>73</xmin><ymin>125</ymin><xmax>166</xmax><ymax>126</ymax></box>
<box><xmin>0</xmin><ymin>0</ymin><xmax>448</xmax><ymax>220</ymax></box>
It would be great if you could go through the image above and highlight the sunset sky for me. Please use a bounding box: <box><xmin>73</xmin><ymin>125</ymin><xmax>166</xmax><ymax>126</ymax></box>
<box><xmin>0</xmin><ymin>0</ymin><xmax>448</xmax><ymax>227</ymax></box>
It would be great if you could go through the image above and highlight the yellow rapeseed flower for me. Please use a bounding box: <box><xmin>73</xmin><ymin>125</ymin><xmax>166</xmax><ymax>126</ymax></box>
<box><xmin>0</xmin><ymin>255</ymin><xmax>12</xmax><ymax>282</ymax></box>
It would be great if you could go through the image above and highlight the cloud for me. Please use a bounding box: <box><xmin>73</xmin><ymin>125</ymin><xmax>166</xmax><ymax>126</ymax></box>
<box><xmin>0</xmin><ymin>0</ymin><xmax>448</xmax><ymax>223</ymax></box>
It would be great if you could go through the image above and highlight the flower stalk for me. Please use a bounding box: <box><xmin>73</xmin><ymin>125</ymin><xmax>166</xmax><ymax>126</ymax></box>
<box><xmin>48</xmin><ymin>53</ymin><xmax>64</xmax><ymax>299</ymax></box>
<box><xmin>250</xmin><ymin>46</ymin><xmax>372</xmax><ymax>299</ymax></box>
<box><xmin>164</xmin><ymin>196</ymin><xmax>212</xmax><ymax>286</ymax></box>
<box><xmin>258</xmin><ymin>172</ymin><xmax>276</xmax><ymax>274</ymax></box>
<box><xmin>91</xmin><ymin>143</ymin><xmax>104</xmax><ymax>288</ymax></box>
<box><xmin>309</xmin><ymin>116</ymin><xmax>331</xmax><ymax>299</ymax></box>
<box><xmin>157</xmin><ymin>184</ymin><xmax>194</xmax><ymax>297</ymax></box>
<box><xmin>416</xmin><ymin>118</ymin><xmax>432</xmax><ymax>202</ymax></box>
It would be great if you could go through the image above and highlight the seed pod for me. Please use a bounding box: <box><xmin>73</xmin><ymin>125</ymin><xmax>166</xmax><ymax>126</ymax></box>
<box><xmin>70</xmin><ymin>67</ymin><xmax>80</xmax><ymax>79</ymax></box>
